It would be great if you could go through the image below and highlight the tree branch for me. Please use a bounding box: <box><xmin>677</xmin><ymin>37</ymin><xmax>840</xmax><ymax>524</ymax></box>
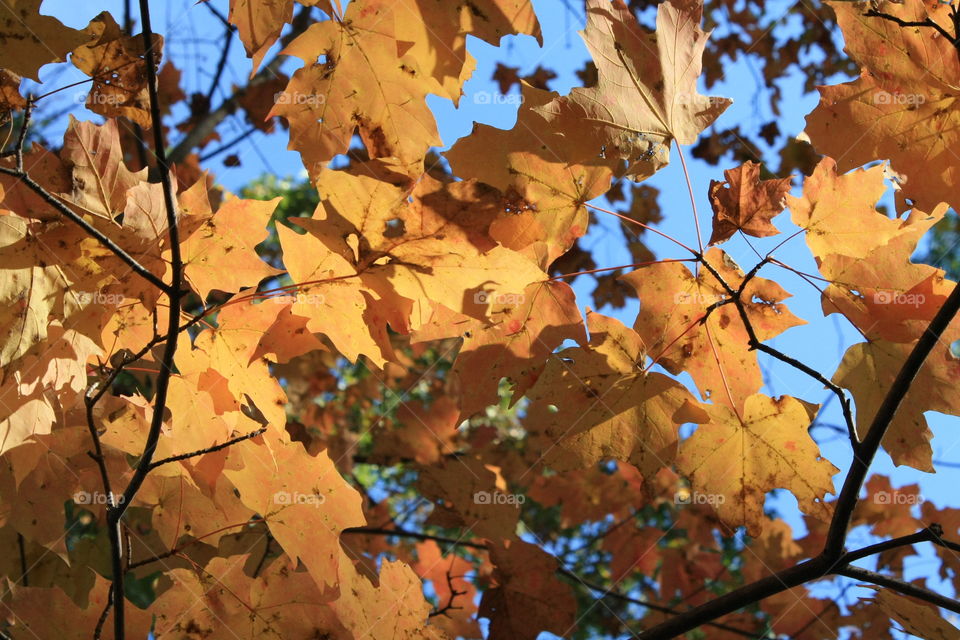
<box><xmin>638</xmin><ymin>281</ymin><xmax>960</xmax><ymax>638</ymax></box>
<box><xmin>835</xmin><ymin>565</ymin><xmax>960</xmax><ymax>615</ymax></box>
<box><xmin>863</xmin><ymin>9</ymin><xmax>957</xmax><ymax>46</ymax></box>
<box><xmin>824</xmin><ymin>281</ymin><xmax>960</xmax><ymax>559</ymax></box>
<box><xmin>166</xmin><ymin>7</ymin><xmax>313</xmax><ymax>164</ymax></box>
<box><xmin>107</xmin><ymin>2</ymin><xmax>184</xmax><ymax>636</ymax></box>
<box><xmin>344</xmin><ymin>526</ymin><xmax>764</xmax><ymax>638</ymax></box>
<box><xmin>148</xmin><ymin>427</ymin><xmax>266</xmax><ymax>470</ymax></box>
<box><xmin>699</xmin><ymin>255</ymin><xmax>858</xmax><ymax>448</ymax></box>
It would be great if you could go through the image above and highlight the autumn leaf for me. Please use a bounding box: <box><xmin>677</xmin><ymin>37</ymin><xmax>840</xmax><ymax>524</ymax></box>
<box><xmin>0</xmin><ymin>0</ymin><xmax>90</xmax><ymax>81</ymax></box>
<box><xmin>524</xmin><ymin>311</ymin><xmax>705</xmax><ymax>483</ymax></box>
<box><xmin>3</xmin><ymin>575</ymin><xmax>153</xmax><ymax>639</ymax></box>
<box><xmin>223</xmin><ymin>431</ymin><xmax>366</xmax><ymax>596</ymax></box>
<box><xmin>181</xmin><ymin>195</ymin><xmax>283</xmax><ymax>301</ymax></box>
<box><xmin>229</xmin><ymin>0</ymin><xmax>294</xmax><ymax>75</ymax></box>
<box><xmin>534</xmin><ymin>0</ymin><xmax>731</xmax><ymax>181</ymax></box>
<box><xmin>269</xmin><ymin>0</ymin><xmax>442</xmax><ymax>175</ymax></box>
<box><xmin>417</xmin><ymin>455</ymin><xmax>521</xmax><ymax>541</ymax></box>
<box><xmin>59</xmin><ymin>116</ymin><xmax>146</xmax><ymax>220</ymax></box>
<box><xmin>833</xmin><ymin>335</ymin><xmax>960</xmax><ymax>472</ymax></box>
<box><xmin>0</xmin><ymin>69</ymin><xmax>26</xmax><ymax>114</ymax></box>
<box><xmin>70</xmin><ymin>11</ymin><xmax>160</xmax><ymax>128</ymax></box>
<box><xmin>805</xmin><ymin>0</ymin><xmax>960</xmax><ymax>211</ymax></box>
<box><xmin>622</xmin><ymin>249</ymin><xmax>804</xmax><ymax>411</ymax></box>
<box><xmin>394</xmin><ymin>0</ymin><xmax>541</xmax><ymax>103</ymax></box>
<box><xmin>708</xmin><ymin>160</ymin><xmax>791</xmax><ymax>244</ymax></box>
<box><xmin>868</xmin><ymin>588</ymin><xmax>960</xmax><ymax>640</ymax></box>
<box><xmin>412</xmin><ymin>279</ymin><xmax>586</xmax><ymax>419</ymax></box>
<box><xmin>676</xmin><ymin>394</ymin><xmax>838</xmax><ymax>536</ymax></box>
<box><xmin>787</xmin><ymin>157</ymin><xmax>911</xmax><ymax>260</ymax></box>
<box><xmin>446</xmin><ymin>83</ymin><xmax>614</xmax><ymax>266</ymax></box>
<box><xmin>479</xmin><ymin>540</ymin><xmax>577</xmax><ymax>640</ymax></box>
<box><xmin>276</xmin><ymin>167</ymin><xmax>545</xmax><ymax>367</ymax></box>
<box><xmin>413</xmin><ymin>540</ymin><xmax>481</xmax><ymax>638</ymax></box>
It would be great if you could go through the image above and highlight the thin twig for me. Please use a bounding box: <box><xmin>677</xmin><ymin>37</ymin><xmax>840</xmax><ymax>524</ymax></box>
<box><xmin>699</xmin><ymin>255</ymin><xmax>859</xmax><ymax>448</ymax></box>
<box><xmin>16</xmin><ymin>533</ymin><xmax>28</xmax><ymax>587</ymax></box>
<box><xmin>93</xmin><ymin>588</ymin><xmax>113</xmax><ymax>640</ymax></box>
<box><xmin>148</xmin><ymin>427</ymin><xmax>267</xmax><ymax>469</ymax></box>
<box><xmin>863</xmin><ymin>9</ymin><xmax>957</xmax><ymax>46</ymax></box>
<box><xmin>0</xmin><ymin>166</ymin><xmax>171</xmax><ymax>292</ymax></box>
<box><xmin>204</xmin><ymin>23</ymin><xmax>235</xmax><ymax>108</ymax></box>
<box><xmin>167</xmin><ymin>7</ymin><xmax>313</xmax><ymax>163</ymax></box>
<box><xmin>197</xmin><ymin>125</ymin><xmax>257</xmax><ymax>162</ymax></box>
<box><xmin>836</xmin><ymin>565</ymin><xmax>960</xmax><ymax>615</ymax></box>
<box><xmin>428</xmin><ymin>569</ymin><xmax>466</xmax><ymax>618</ymax></box>
<box><xmin>108</xmin><ymin>2</ymin><xmax>184</xmax><ymax>636</ymax></box>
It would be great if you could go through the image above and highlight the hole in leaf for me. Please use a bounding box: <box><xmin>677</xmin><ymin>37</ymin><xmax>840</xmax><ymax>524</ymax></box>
<box><xmin>384</xmin><ymin>217</ymin><xmax>405</xmax><ymax>238</ymax></box>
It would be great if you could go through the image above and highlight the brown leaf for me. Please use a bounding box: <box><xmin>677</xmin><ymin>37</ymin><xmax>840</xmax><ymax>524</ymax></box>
<box><xmin>708</xmin><ymin>160</ymin><xmax>790</xmax><ymax>244</ymax></box>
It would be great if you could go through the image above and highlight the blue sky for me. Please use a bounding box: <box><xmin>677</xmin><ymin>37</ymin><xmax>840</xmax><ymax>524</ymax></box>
<box><xmin>30</xmin><ymin>0</ymin><xmax>960</xmax><ymax>634</ymax></box>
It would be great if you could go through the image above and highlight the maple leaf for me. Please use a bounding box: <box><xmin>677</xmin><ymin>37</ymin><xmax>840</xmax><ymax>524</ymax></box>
<box><xmin>412</xmin><ymin>279</ymin><xmax>586</xmax><ymax>419</ymax></box>
<box><xmin>269</xmin><ymin>0</ymin><xmax>442</xmax><ymax>175</ymax></box>
<box><xmin>413</xmin><ymin>540</ymin><xmax>481</xmax><ymax>638</ymax></box>
<box><xmin>479</xmin><ymin>540</ymin><xmax>577</xmax><ymax>640</ymax></box>
<box><xmin>59</xmin><ymin>116</ymin><xmax>146</xmax><ymax>220</ymax></box>
<box><xmin>0</xmin><ymin>0</ymin><xmax>90</xmax><ymax>81</ymax></box>
<box><xmin>820</xmin><ymin>211</ymin><xmax>954</xmax><ymax>343</ymax></box>
<box><xmin>277</xmin><ymin>168</ymin><xmax>545</xmax><ymax>367</ymax></box>
<box><xmin>223</xmin><ymin>431</ymin><xmax>366</xmax><ymax>596</ymax></box>
<box><xmin>445</xmin><ymin>83</ymin><xmax>614</xmax><ymax>266</ymax></box>
<box><xmin>4</xmin><ymin>575</ymin><xmax>153</xmax><ymax>639</ymax></box>
<box><xmin>804</xmin><ymin>0</ymin><xmax>960</xmax><ymax>211</ymax></box>
<box><xmin>787</xmin><ymin>157</ymin><xmax>913</xmax><ymax>260</ymax></box>
<box><xmin>868</xmin><ymin>588</ymin><xmax>960</xmax><ymax>640</ymax></box>
<box><xmin>534</xmin><ymin>0</ymin><xmax>731</xmax><ymax>181</ymax></box>
<box><xmin>0</xmin><ymin>318</ymin><xmax>101</xmax><ymax>457</ymax></box>
<box><xmin>150</xmin><ymin>555</ymin><xmax>346</xmax><ymax>638</ymax></box>
<box><xmin>229</xmin><ymin>0</ymin><xmax>293</xmax><ymax>75</ymax></box>
<box><xmin>0</xmin><ymin>69</ymin><xmax>26</xmax><ymax>113</ymax></box>
<box><xmin>394</xmin><ymin>0</ymin><xmax>541</xmax><ymax>103</ymax></box>
<box><xmin>603</xmin><ymin>524</ymin><xmax>662</xmax><ymax>581</ymax></box>
<box><xmin>180</xmin><ymin>194</ymin><xmax>283</xmax><ymax>301</ymax></box>
<box><xmin>833</xmin><ymin>334</ymin><xmax>960</xmax><ymax>472</ymax></box>
<box><xmin>676</xmin><ymin>394</ymin><xmax>838</xmax><ymax>536</ymax></box>
<box><xmin>708</xmin><ymin>160</ymin><xmax>791</xmax><ymax>244</ymax></box>
<box><xmin>524</xmin><ymin>311</ymin><xmax>706</xmax><ymax>483</ymax></box>
<box><xmin>0</xmin><ymin>215</ymin><xmax>73</xmax><ymax>367</ymax></box>
<box><xmin>622</xmin><ymin>249</ymin><xmax>804</xmax><ymax>411</ymax></box>
<box><xmin>371</xmin><ymin>396</ymin><xmax>460</xmax><ymax>465</ymax></box>
<box><xmin>417</xmin><ymin>455</ymin><xmax>521</xmax><ymax>541</ymax></box>
<box><xmin>70</xmin><ymin>12</ymin><xmax>160</xmax><ymax>128</ymax></box>
<box><xmin>176</xmin><ymin>299</ymin><xmax>290</xmax><ymax>428</ymax></box>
